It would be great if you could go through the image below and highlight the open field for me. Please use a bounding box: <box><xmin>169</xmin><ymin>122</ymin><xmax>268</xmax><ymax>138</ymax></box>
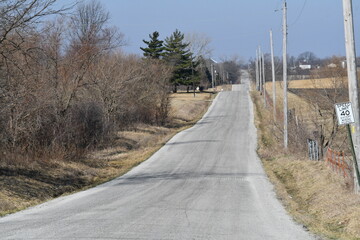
<box><xmin>288</xmin><ymin>88</ymin><xmax>348</xmax><ymax>109</ymax></box>
<box><xmin>265</xmin><ymin>77</ymin><xmax>348</xmax><ymax>109</ymax></box>
<box><xmin>253</xmin><ymin>79</ymin><xmax>360</xmax><ymax>240</ymax></box>
<box><xmin>288</xmin><ymin>78</ymin><xmax>347</xmax><ymax>89</ymax></box>
<box><xmin>264</xmin><ymin>78</ymin><xmax>349</xmax><ymax>149</ymax></box>
<box><xmin>264</xmin><ymin>80</ymin><xmax>314</xmax><ymax>118</ymax></box>
<box><xmin>0</xmin><ymin>91</ymin><xmax>215</xmax><ymax>216</ymax></box>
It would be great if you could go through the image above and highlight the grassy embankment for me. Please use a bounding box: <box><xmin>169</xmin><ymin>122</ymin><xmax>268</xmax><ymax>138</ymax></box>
<box><xmin>0</xmin><ymin>91</ymin><xmax>215</xmax><ymax>217</ymax></box>
<box><xmin>252</xmin><ymin>78</ymin><xmax>360</xmax><ymax>240</ymax></box>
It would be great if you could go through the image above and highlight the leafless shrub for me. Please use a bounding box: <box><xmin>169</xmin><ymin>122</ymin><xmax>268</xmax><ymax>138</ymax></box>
<box><xmin>286</xmin><ymin>57</ymin><xmax>349</xmax><ymax>157</ymax></box>
<box><xmin>67</xmin><ymin>101</ymin><xmax>108</xmax><ymax>149</ymax></box>
<box><xmin>287</xmin><ymin>109</ymin><xmax>312</xmax><ymax>154</ymax></box>
<box><xmin>90</xmin><ymin>54</ymin><xmax>172</xmax><ymax>128</ymax></box>
<box><xmin>0</xmin><ymin>0</ymin><xmax>172</xmax><ymax>166</ymax></box>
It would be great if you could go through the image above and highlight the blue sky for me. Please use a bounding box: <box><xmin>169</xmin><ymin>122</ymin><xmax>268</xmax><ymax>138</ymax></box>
<box><xmin>59</xmin><ymin>0</ymin><xmax>360</xmax><ymax>61</ymax></box>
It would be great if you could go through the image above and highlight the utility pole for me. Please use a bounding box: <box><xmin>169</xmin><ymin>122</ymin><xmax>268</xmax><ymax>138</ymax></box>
<box><xmin>192</xmin><ymin>61</ymin><xmax>195</xmax><ymax>98</ymax></box>
<box><xmin>262</xmin><ymin>52</ymin><xmax>266</xmax><ymax>107</ymax></box>
<box><xmin>342</xmin><ymin>0</ymin><xmax>360</xmax><ymax>192</ymax></box>
<box><xmin>211</xmin><ymin>63</ymin><xmax>214</xmax><ymax>89</ymax></box>
<box><xmin>210</xmin><ymin>58</ymin><xmax>218</xmax><ymax>90</ymax></box>
<box><xmin>270</xmin><ymin>29</ymin><xmax>276</xmax><ymax>121</ymax></box>
<box><xmin>259</xmin><ymin>46</ymin><xmax>263</xmax><ymax>94</ymax></box>
<box><xmin>283</xmin><ymin>0</ymin><xmax>288</xmax><ymax>149</ymax></box>
<box><xmin>256</xmin><ymin>49</ymin><xmax>259</xmax><ymax>91</ymax></box>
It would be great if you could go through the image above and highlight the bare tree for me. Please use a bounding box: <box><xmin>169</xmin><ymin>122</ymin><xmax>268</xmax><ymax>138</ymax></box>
<box><xmin>89</xmin><ymin>53</ymin><xmax>172</xmax><ymax>127</ymax></box>
<box><xmin>310</xmin><ymin>57</ymin><xmax>348</xmax><ymax>155</ymax></box>
<box><xmin>297</xmin><ymin>51</ymin><xmax>319</xmax><ymax>65</ymax></box>
<box><xmin>70</xmin><ymin>0</ymin><xmax>108</xmax><ymax>46</ymax></box>
<box><xmin>0</xmin><ymin>0</ymin><xmax>172</xmax><ymax>167</ymax></box>
<box><xmin>0</xmin><ymin>0</ymin><xmax>71</xmax><ymax>49</ymax></box>
<box><xmin>185</xmin><ymin>32</ymin><xmax>212</xmax><ymax>59</ymax></box>
<box><xmin>286</xmin><ymin>57</ymin><xmax>348</xmax><ymax>156</ymax></box>
<box><xmin>59</xmin><ymin>0</ymin><xmax>124</xmax><ymax>116</ymax></box>
<box><xmin>218</xmin><ymin>56</ymin><xmax>243</xmax><ymax>84</ymax></box>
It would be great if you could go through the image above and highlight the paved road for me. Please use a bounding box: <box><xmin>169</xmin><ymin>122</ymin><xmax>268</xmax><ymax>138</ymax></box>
<box><xmin>0</xmin><ymin>72</ymin><xmax>314</xmax><ymax>239</ymax></box>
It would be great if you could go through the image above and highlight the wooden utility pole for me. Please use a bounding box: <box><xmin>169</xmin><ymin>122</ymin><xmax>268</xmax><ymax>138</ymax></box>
<box><xmin>259</xmin><ymin>46</ymin><xmax>263</xmax><ymax>94</ymax></box>
<box><xmin>262</xmin><ymin>52</ymin><xmax>266</xmax><ymax>106</ymax></box>
<box><xmin>270</xmin><ymin>29</ymin><xmax>276</xmax><ymax>121</ymax></box>
<box><xmin>342</xmin><ymin>0</ymin><xmax>360</xmax><ymax>192</ymax></box>
<box><xmin>256</xmin><ymin>49</ymin><xmax>259</xmax><ymax>91</ymax></box>
<box><xmin>211</xmin><ymin>63</ymin><xmax>215</xmax><ymax>89</ymax></box>
<box><xmin>283</xmin><ymin>0</ymin><xmax>288</xmax><ymax>149</ymax></box>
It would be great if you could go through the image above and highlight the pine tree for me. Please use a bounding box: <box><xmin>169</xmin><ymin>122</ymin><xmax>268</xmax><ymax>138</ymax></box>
<box><xmin>140</xmin><ymin>31</ymin><xmax>165</xmax><ymax>59</ymax></box>
<box><xmin>163</xmin><ymin>29</ymin><xmax>194</xmax><ymax>92</ymax></box>
<box><xmin>182</xmin><ymin>59</ymin><xmax>201</xmax><ymax>92</ymax></box>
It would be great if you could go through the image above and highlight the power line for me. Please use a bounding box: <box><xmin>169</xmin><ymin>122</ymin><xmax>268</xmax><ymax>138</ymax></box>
<box><xmin>275</xmin><ymin>0</ymin><xmax>283</xmax><ymax>12</ymax></box>
<box><xmin>289</xmin><ymin>0</ymin><xmax>308</xmax><ymax>26</ymax></box>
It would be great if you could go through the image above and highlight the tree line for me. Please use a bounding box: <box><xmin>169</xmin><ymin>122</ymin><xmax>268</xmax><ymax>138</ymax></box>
<box><xmin>141</xmin><ymin>30</ymin><xmax>204</xmax><ymax>92</ymax></box>
<box><xmin>0</xmin><ymin>0</ymin><xmax>173</xmax><ymax>163</ymax></box>
<box><xmin>0</xmin><ymin>0</ymin><xmax>243</xmax><ymax>166</ymax></box>
<box><xmin>141</xmin><ymin>30</ymin><xmax>243</xmax><ymax>91</ymax></box>
<box><xmin>249</xmin><ymin>51</ymin><xmax>350</xmax><ymax>82</ymax></box>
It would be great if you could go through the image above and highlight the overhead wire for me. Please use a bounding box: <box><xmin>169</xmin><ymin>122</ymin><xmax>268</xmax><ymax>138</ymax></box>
<box><xmin>289</xmin><ymin>0</ymin><xmax>308</xmax><ymax>26</ymax></box>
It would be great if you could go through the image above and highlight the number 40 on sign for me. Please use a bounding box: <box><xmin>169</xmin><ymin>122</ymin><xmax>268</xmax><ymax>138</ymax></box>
<box><xmin>335</xmin><ymin>102</ymin><xmax>355</xmax><ymax>125</ymax></box>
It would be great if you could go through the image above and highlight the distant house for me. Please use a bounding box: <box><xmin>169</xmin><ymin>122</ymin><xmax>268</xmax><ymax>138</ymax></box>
<box><xmin>299</xmin><ymin>64</ymin><xmax>311</xmax><ymax>70</ymax></box>
<box><xmin>327</xmin><ymin>63</ymin><xmax>337</xmax><ymax>68</ymax></box>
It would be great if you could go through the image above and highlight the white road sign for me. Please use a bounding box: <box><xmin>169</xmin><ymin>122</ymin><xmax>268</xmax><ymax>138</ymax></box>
<box><xmin>335</xmin><ymin>102</ymin><xmax>355</xmax><ymax>125</ymax></box>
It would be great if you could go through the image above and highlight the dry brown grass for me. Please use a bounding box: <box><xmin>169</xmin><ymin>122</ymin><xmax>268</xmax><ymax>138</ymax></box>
<box><xmin>252</xmin><ymin>84</ymin><xmax>360</xmax><ymax>240</ymax></box>
<box><xmin>264</xmin><ymin>157</ymin><xmax>360</xmax><ymax>240</ymax></box>
<box><xmin>288</xmin><ymin>78</ymin><xmax>346</xmax><ymax>89</ymax></box>
<box><xmin>170</xmin><ymin>91</ymin><xmax>214</xmax><ymax>123</ymax></box>
<box><xmin>264</xmin><ymin>80</ymin><xmax>341</xmax><ymax>137</ymax></box>
<box><xmin>265</xmin><ymin>81</ymin><xmax>314</xmax><ymax>113</ymax></box>
<box><xmin>0</xmin><ymin>92</ymin><xmax>214</xmax><ymax>216</ymax></box>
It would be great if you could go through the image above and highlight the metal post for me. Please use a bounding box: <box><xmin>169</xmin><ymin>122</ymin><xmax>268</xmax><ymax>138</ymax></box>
<box><xmin>312</xmin><ymin>141</ymin><xmax>316</xmax><ymax>160</ymax></box>
<box><xmin>270</xmin><ymin>29</ymin><xmax>276</xmax><ymax>121</ymax></box>
<box><xmin>283</xmin><ymin>0</ymin><xmax>288</xmax><ymax>149</ymax></box>
<box><xmin>343</xmin><ymin>0</ymin><xmax>360</xmax><ymax>192</ymax></box>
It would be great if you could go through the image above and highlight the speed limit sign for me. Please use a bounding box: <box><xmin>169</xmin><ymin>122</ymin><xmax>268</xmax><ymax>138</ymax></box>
<box><xmin>335</xmin><ymin>102</ymin><xmax>355</xmax><ymax>125</ymax></box>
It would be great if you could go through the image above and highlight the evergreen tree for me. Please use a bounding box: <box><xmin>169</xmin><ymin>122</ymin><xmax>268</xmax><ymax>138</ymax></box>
<box><xmin>163</xmin><ymin>29</ymin><xmax>194</xmax><ymax>92</ymax></box>
<box><xmin>185</xmin><ymin>60</ymin><xmax>201</xmax><ymax>92</ymax></box>
<box><xmin>140</xmin><ymin>31</ymin><xmax>164</xmax><ymax>59</ymax></box>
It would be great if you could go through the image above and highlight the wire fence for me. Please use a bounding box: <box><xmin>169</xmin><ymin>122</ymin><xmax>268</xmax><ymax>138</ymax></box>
<box><xmin>307</xmin><ymin>139</ymin><xmax>320</xmax><ymax>161</ymax></box>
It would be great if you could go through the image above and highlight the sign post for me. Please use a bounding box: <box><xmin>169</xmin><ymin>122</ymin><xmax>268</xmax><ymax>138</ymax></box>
<box><xmin>335</xmin><ymin>102</ymin><xmax>360</xmax><ymax>189</ymax></box>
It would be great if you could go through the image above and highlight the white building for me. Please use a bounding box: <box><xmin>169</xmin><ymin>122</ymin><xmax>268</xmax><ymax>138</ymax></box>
<box><xmin>299</xmin><ymin>64</ymin><xmax>311</xmax><ymax>70</ymax></box>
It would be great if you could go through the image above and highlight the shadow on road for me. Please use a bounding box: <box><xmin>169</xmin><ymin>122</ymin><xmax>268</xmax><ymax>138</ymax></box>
<box><xmin>166</xmin><ymin>140</ymin><xmax>220</xmax><ymax>146</ymax></box>
<box><xmin>114</xmin><ymin>172</ymin><xmax>267</xmax><ymax>186</ymax></box>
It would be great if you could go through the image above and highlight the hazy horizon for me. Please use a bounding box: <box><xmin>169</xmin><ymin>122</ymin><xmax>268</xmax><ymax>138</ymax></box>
<box><xmin>59</xmin><ymin>0</ymin><xmax>360</xmax><ymax>61</ymax></box>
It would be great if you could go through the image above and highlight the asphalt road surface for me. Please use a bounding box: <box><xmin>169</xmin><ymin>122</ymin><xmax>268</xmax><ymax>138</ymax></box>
<box><xmin>0</xmin><ymin>72</ymin><xmax>314</xmax><ymax>240</ymax></box>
